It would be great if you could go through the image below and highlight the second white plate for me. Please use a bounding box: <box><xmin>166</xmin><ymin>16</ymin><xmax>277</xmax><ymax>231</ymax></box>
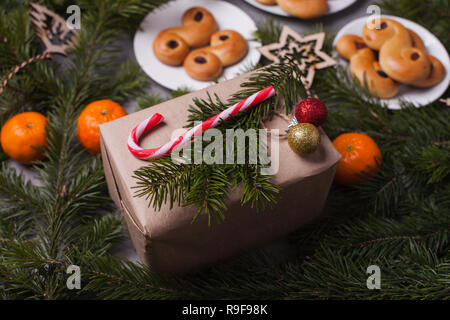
<box><xmin>134</xmin><ymin>0</ymin><xmax>261</xmax><ymax>91</ymax></box>
<box><xmin>333</xmin><ymin>15</ymin><xmax>450</xmax><ymax>109</ymax></box>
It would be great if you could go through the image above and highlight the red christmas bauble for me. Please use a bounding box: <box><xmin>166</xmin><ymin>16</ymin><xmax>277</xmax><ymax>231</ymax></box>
<box><xmin>294</xmin><ymin>97</ymin><xmax>328</xmax><ymax>127</ymax></box>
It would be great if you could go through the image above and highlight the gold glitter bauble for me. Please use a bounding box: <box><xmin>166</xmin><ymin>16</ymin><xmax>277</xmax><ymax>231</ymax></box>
<box><xmin>288</xmin><ymin>123</ymin><xmax>321</xmax><ymax>155</ymax></box>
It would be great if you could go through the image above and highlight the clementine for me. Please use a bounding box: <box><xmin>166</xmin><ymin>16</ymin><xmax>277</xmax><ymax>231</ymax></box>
<box><xmin>0</xmin><ymin>111</ymin><xmax>48</xmax><ymax>165</ymax></box>
<box><xmin>77</xmin><ymin>99</ymin><xmax>127</xmax><ymax>154</ymax></box>
<box><xmin>332</xmin><ymin>132</ymin><xmax>382</xmax><ymax>186</ymax></box>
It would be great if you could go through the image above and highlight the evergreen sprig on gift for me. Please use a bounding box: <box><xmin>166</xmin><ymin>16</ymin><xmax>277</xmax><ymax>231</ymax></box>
<box><xmin>0</xmin><ymin>0</ymin><xmax>449</xmax><ymax>300</ymax></box>
<box><xmin>132</xmin><ymin>61</ymin><xmax>311</xmax><ymax>223</ymax></box>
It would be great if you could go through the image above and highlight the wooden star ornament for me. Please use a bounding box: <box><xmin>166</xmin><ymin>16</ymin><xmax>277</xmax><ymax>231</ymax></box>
<box><xmin>29</xmin><ymin>2</ymin><xmax>77</xmax><ymax>56</ymax></box>
<box><xmin>259</xmin><ymin>26</ymin><xmax>336</xmax><ymax>89</ymax></box>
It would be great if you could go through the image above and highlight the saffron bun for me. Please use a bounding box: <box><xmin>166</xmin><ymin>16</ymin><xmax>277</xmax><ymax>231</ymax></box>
<box><xmin>184</xmin><ymin>30</ymin><xmax>248</xmax><ymax>81</ymax></box>
<box><xmin>362</xmin><ymin>18</ymin><xmax>432</xmax><ymax>84</ymax></box>
<box><xmin>204</xmin><ymin>30</ymin><xmax>248</xmax><ymax>66</ymax></box>
<box><xmin>409</xmin><ymin>55</ymin><xmax>446</xmax><ymax>88</ymax></box>
<box><xmin>336</xmin><ymin>19</ymin><xmax>445</xmax><ymax>98</ymax></box>
<box><xmin>153</xmin><ymin>7</ymin><xmax>218</xmax><ymax>66</ymax></box>
<box><xmin>407</xmin><ymin>29</ymin><xmax>446</xmax><ymax>88</ymax></box>
<box><xmin>336</xmin><ymin>34</ymin><xmax>399</xmax><ymax>99</ymax></box>
<box><xmin>153</xmin><ymin>32</ymin><xmax>191</xmax><ymax>66</ymax></box>
<box><xmin>183</xmin><ymin>50</ymin><xmax>223</xmax><ymax>81</ymax></box>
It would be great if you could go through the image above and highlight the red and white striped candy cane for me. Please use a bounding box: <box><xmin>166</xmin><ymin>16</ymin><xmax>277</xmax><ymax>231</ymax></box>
<box><xmin>128</xmin><ymin>85</ymin><xmax>276</xmax><ymax>160</ymax></box>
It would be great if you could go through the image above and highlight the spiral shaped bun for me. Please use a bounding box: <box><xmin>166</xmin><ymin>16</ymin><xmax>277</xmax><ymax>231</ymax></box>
<box><xmin>408</xmin><ymin>29</ymin><xmax>426</xmax><ymax>53</ymax></box>
<box><xmin>336</xmin><ymin>35</ymin><xmax>399</xmax><ymax>99</ymax></box>
<box><xmin>184</xmin><ymin>30</ymin><xmax>248</xmax><ymax>81</ymax></box>
<box><xmin>204</xmin><ymin>30</ymin><xmax>248</xmax><ymax>66</ymax></box>
<box><xmin>277</xmin><ymin>0</ymin><xmax>328</xmax><ymax>19</ymax></box>
<box><xmin>407</xmin><ymin>29</ymin><xmax>446</xmax><ymax>88</ymax></box>
<box><xmin>153</xmin><ymin>7</ymin><xmax>218</xmax><ymax>66</ymax></box>
<box><xmin>184</xmin><ymin>50</ymin><xmax>223</xmax><ymax>81</ymax></box>
<box><xmin>179</xmin><ymin>7</ymin><xmax>219</xmax><ymax>47</ymax></box>
<box><xmin>153</xmin><ymin>33</ymin><xmax>190</xmax><ymax>66</ymax></box>
<box><xmin>410</xmin><ymin>55</ymin><xmax>446</xmax><ymax>88</ymax></box>
<box><xmin>362</xmin><ymin>18</ymin><xmax>431</xmax><ymax>84</ymax></box>
<box><xmin>350</xmin><ymin>48</ymin><xmax>400</xmax><ymax>99</ymax></box>
<box><xmin>336</xmin><ymin>34</ymin><xmax>368</xmax><ymax>60</ymax></box>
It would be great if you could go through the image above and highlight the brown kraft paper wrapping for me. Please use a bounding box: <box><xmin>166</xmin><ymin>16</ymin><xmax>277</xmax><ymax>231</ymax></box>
<box><xmin>99</xmin><ymin>71</ymin><xmax>341</xmax><ymax>274</ymax></box>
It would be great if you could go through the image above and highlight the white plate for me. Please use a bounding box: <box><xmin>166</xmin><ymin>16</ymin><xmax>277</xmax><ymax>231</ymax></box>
<box><xmin>134</xmin><ymin>0</ymin><xmax>261</xmax><ymax>91</ymax></box>
<box><xmin>243</xmin><ymin>0</ymin><xmax>358</xmax><ymax>18</ymax></box>
<box><xmin>333</xmin><ymin>15</ymin><xmax>450</xmax><ymax>109</ymax></box>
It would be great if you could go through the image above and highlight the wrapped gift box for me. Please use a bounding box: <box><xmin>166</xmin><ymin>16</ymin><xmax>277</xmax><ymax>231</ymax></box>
<box><xmin>99</xmin><ymin>71</ymin><xmax>341</xmax><ymax>273</ymax></box>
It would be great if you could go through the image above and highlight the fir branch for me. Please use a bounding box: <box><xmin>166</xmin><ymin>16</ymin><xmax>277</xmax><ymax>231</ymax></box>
<box><xmin>133</xmin><ymin>158</ymin><xmax>194</xmax><ymax>211</ymax></box>
<box><xmin>135</xmin><ymin>87</ymin><xmax>190</xmax><ymax>112</ymax></box>
<box><xmin>0</xmin><ymin>239</ymin><xmax>68</xmax><ymax>299</ymax></box>
<box><xmin>76</xmin><ymin>0</ymin><xmax>170</xmax><ymax>33</ymax></box>
<box><xmin>74</xmin><ymin>214</ymin><xmax>125</xmax><ymax>256</ymax></box>
<box><xmin>99</xmin><ymin>60</ymin><xmax>149</xmax><ymax>102</ymax></box>
<box><xmin>183</xmin><ymin>164</ymin><xmax>231</xmax><ymax>224</ymax></box>
<box><xmin>78</xmin><ymin>253</ymin><xmax>179</xmax><ymax>300</ymax></box>
<box><xmin>186</xmin><ymin>92</ymin><xmax>230</xmax><ymax>126</ymax></box>
<box><xmin>253</xmin><ymin>18</ymin><xmax>282</xmax><ymax>46</ymax></box>
<box><xmin>414</xmin><ymin>145</ymin><xmax>450</xmax><ymax>183</ymax></box>
<box><xmin>56</xmin><ymin>156</ymin><xmax>113</xmax><ymax>218</ymax></box>
<box><xmin>0</xmin><ymin>163</ymin><xmax>43</xmax><ymax>239</ymax></box>
<box><xmin>235</xmin><ymin>164</ymin><xmax>279</xmax><ymax>211</ymax></box>
<box><xmin>135</xmin><ymin>93</ymin><xmax>167</xmax><ymax>111</ymax></box>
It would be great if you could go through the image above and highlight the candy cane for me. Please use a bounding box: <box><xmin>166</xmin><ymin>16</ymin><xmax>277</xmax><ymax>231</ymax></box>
<box><xmin>128</xmin><ymin>85</ymin><xmax>276</xmax><ymax>160</ymax></box>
